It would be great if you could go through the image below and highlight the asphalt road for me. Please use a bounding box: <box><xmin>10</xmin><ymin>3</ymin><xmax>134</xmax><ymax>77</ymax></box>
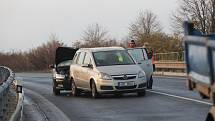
<box><xmin>16</xmin><ymin>73</ymin><xmax>211</xmax><ymax>121</ymax></box>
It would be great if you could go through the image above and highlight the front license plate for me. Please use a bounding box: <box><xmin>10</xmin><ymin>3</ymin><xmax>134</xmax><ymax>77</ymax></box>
<box><xmin>118</xmin><ymin>81</ymin><xmax>135</xmax><ymax>87</ymax></box>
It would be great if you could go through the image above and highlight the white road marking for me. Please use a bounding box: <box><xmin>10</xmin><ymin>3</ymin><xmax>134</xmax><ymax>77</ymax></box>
<box><xmin>147</xmin><ymin>90</ymin><xmax>213</xmax><ymax>106</ymax></box>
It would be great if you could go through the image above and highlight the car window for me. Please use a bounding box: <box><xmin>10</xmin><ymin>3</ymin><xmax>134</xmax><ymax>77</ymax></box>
<box><xmin>142</xmin><ymin>48</ymin><xmax>148</xmax><ymax>60</ymax></box>
<box><xmin>128</xmin><ymin>49</ymin><xmax>144</xmax><ymax>62</ymax></box>
<box><xmin>83</xmin><ymin>53</ymin><xmax>91</xmax><ymax>65</ymax></box>
<box><xmin>93</xmin><ymin>50</ymin><xmax>135</xmax><ymax>66</ymax></box>
<box><xmin>73</xmin><ymin>52</ymin><xmax>80</xmax><ymax>64</ymax></box>
<box><xmin>77</xmin><ymin>52</ymin><xmax>86</xmax><ymax>65</ymax></box>
<box><xmin>127</xmin><ymin>48</ymin><xmax>149</xmax><ymax>62</ymax></box>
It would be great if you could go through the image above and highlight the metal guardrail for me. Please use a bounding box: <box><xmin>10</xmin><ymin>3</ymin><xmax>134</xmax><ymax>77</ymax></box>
<box><xmin>9</xmin><ymin>92</ymin><xmax>23</xmax><ymax>121</ymax></box>
<box><xmin>154</xmin><ymin>52</ymin><xmax>185</xmax><ymax>62</ymax></box>
<box><xmin>0</xmin><ymin>66</ymin><xmax>23</xmax><ymax>121</ymax></box>
<box><xmin>0</xmin><ymin>66</ymin><xmax>15</xmax><ymax>121</ymax></box>
<box><xmin>155</xmin><ymin>61</ymin><xmax>186</xmax><ymax>69</ymax></box>
<box><xmin>153</xmin><ymin>52</ymin><xmax>186</xmax><ymax>72</ymax></box>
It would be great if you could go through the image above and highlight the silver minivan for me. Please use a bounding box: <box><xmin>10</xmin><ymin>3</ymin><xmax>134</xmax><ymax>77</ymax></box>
<box><xmin>69</xmin><ymin>47</ymin><xmax>147</xmax><ymax>98</ymax></box>
<box><xmin>127</xmin><ymin>47</ymin><xmax>153</xmax><ymax>89</ymax></box>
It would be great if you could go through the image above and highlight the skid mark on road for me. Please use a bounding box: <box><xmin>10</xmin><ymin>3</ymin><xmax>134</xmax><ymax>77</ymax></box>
<box><xmin>147</xmin><ymin>90</ymin><xmax>213</xmax><ymax>106</ymax></box>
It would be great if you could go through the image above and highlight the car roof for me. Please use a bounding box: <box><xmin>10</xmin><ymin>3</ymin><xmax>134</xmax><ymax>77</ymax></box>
<box><xmin>78</xmin><ymin>47</ymin><xmax>125</xmax><ymax>52</ymax></box>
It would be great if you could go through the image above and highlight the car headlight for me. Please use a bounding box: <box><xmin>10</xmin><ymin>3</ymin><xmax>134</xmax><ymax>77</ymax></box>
<box><xmin>138</xmin><ymin>71</ymin><xmax>145</xmax><ymax>78</ymax></box>
<box><xmin>99</xmin><ymin>72</ymin><xmax>112</xmax><ymax>80</ymax></box>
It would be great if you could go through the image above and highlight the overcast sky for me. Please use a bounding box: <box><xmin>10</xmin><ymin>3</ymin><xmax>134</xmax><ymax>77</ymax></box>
<box><xmin>0</xmin><ymin>0</ymin><xmax>178</xmax><ymax>52</ymax></box>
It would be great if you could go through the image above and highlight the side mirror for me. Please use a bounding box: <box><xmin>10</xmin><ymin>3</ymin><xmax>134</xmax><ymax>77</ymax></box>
<box><xmin>82</xmin><ymin>64</ymin><xmax>93</xmax><ymax>69</ymax></box>
<box><xmin>49</xmin><ymin>64</ymin><xmax>55</xmax><ymax>69</ymax></box>
<box><xmin>88</xmin><ymin>64</ymin><xmax>93</xmax><ymax>68</ymax></box>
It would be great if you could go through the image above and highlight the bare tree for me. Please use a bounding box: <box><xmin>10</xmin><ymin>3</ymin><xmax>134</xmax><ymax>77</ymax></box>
<box><xmin>103</xmin><ymin>38</ymin><xmax>119</xmax><ymax>47</ymax></box>
<box><xmin>72</xmin><ymin>40</ymin><xmax>83</xmax><ymax>48</ymax></box>
<box><xmin>81</xmin><ymin>23</ymin><xmax>108</xmax><ymax>47</ymax></box>
<box><xmin>171</xmin><ymin>0</ymin><xmax>215</xmax><ymax>34</ymax></box>
<box><xmin>129</xmin><ymin>10</ymin><xmax>162</xmax><ymax>41</ymax></box>
<box><xmin>27</xmin><ymin>35</ymin><xmax>63</xmax><ymax>70</ymax></box>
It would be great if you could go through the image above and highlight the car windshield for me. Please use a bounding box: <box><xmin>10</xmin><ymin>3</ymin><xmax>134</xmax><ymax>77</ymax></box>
<box><xmin>127</xmin><ymin>48</ymin><xmax>148</xmax><ymax>62</ymax></box>
<box><xmin>93</xmin><ymin>50</ymin><xmax>135</xmax><ymax>66</ymax></box>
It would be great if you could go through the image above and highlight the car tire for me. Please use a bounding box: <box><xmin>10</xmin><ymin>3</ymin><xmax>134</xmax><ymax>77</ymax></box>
<box><xmin>147</xmin><ymin>76</ymin><xmax>153</xmax><ymax>89</ymax></box>
<box><xmin>53</xmin><ymin>79</ymin><xmax>60</xmax><ymax>95</ymax></box>
<box><xmin>199</xmin><ymin>92</ymin><xmax>208</xmax><ymax>99</ymax></box>
<box><xmin>91</xmin><ymin>81</ymin><xmax>99</xmax><ymax>99</ymax></box>
<box><xmin>187</xmin><ymin>79</ymin><xmax>193</xmax><ymax>90</ymax></box>
<box><xmin>71</xmin><ymin>79</ymin><xmax>79</xmax><ymax>96</ymax></box>
<box><xmin>137</xmin><ymin>90</ymin><xmax>146</xmax><ymax>97</ymax></box>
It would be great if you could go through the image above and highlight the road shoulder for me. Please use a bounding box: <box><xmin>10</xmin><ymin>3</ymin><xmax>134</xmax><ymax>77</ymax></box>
<box><xmin>23</xmin><ymin>88</ymin><xmax>71</xmax><ymax>121</ymax></box>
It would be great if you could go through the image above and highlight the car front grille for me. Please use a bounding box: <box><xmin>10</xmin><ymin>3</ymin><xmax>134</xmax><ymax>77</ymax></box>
<box><xmin>111</xmin><ymin>74</ymin><xmax>136</xmax><ymax>80</ymax></box>
<box><xmin>115</xmin><ymin>85</ymin><xmax>137</xmax><ymax>90</ymax></box>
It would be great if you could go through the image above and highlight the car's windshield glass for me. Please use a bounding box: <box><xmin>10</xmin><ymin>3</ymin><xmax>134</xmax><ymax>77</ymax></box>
<box><xmin>127</xmin><ymin>48</ymin><xmax>148</xmax><ymax>62</ymax></box>
<box><xmin>93</xmin><ymin>50</ymin><xmax>135</xmax><ymax>66</ymax></box>
<box><xmin>57</xmin><ymin>60</ymin><xmax>73</xmax><ymax>67</ymax></box>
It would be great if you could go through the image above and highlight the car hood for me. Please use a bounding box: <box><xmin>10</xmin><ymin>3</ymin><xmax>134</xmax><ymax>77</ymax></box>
<box><xmin>96</xmin><ymin>64</ymin><xmax>143</xmax><ymax>75</ymax></box>
<box><xmin>55</xmin><ymin>47</ymin><xmax>78</xmax><ymax>66</ymax></box>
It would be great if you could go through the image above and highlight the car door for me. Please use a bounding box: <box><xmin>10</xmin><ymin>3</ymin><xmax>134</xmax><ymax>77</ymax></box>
<box><xmin>73</xmin><ymin>52</ymin><xmax>86</xmax><ymax>88</ymax></box>
<box><xmin>81</xmin><ymin>52</ymin><xmax>93</xmax><ymax>90</ymax></box>
<box><xmin>141</xmin><ymin>48</ymin><xmax>153</xmax><ymax>79</ymax></box>
<box><xmin>127</xmin><ymin>48</ymin><xmax>153</xmax><ymax>80</ymax></box>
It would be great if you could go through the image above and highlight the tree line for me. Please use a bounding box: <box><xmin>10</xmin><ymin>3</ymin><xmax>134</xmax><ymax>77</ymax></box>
<box><xmin>1</xmin><ymin>0</ymin><xmax>214</xmax><ymax>71</ymax></box>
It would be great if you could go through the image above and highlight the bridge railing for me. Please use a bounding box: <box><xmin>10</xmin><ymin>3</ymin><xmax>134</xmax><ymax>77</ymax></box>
<box><xmin>153</xmin><ymin>52</ymin><xmax>186</xmax><ymax>75</ymax></box>
<box><xmin>154</xmin><ymin>51</ymin><xmax>185</xmax><ymax>62</ymax></box>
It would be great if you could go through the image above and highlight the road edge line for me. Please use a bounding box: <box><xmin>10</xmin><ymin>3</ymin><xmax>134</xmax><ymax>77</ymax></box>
<box><xmin>147</xmin><ymin>90</ymin><xmax>213</xmax><ymax>106</ymax></box>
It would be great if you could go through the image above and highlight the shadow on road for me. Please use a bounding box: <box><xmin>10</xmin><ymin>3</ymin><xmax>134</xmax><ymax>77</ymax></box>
<box><xmin>55</xmin><ymin>91</ymin><xmax>149</xmax><ymax>99</ymax></box>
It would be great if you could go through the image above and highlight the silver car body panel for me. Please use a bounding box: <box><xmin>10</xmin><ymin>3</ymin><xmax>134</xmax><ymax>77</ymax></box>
<box><xmin>127</xmin><ymin>48</ymin><xmax>153</xmax><ymax>81</ymax></box>
<box><xmin>69</xmin><ymin>47</ymin><xmax>147</xmax><ymax>93</ymax></box>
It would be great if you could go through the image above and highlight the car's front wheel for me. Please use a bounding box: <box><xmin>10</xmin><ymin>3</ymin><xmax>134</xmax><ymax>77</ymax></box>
<box><xmin>71</xmin><ymin>79</ymin><xmax>80</xmax><ymax>96</ymax></box>
<box><xmin>91</xmin><ymin>81</ymin><xmax>99</xmax><ymax>99</ymax></box>
<box><xmin>53</xmin><ymin>79</ymin><xmax>60</xmax><ymax>95</ymax></box>
<box><xmin>147</xmin><ymin>76</ymin><xmax>153</xmax><ymax>89</ymax></box>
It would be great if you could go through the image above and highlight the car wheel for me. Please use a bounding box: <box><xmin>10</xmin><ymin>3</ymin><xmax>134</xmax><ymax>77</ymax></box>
<box><xmin>137</xmin><ymin>90</ymin><xmax>146</xmax><ymax>97</ymax></box>
<box><xmin>147</xmin><ymin>76</ymin><xmax>153</xmax><ymax>89</ymax></box>
<box><xmin>53</xmin><ymin>79</ymin><xmax>60</xmax><ymax>95</ymax></box>
<box><xmin>199</xmin><ymin>92</ymin><xmax>208</xmax><ymax>99</ymax></box>
<box><xmin>91</xmin><ymin>81</ymin><xmax>99</xmax><ymax>99</ymax></box>
<box><xmin>71</xmin><ymin>79</ymin><xmax>79</xmax><ymax>96</ymax></box>
<box><xmin>187</xmin><ymin>79</ymin><xmax>193</xmax><ymax>90</ymax></box>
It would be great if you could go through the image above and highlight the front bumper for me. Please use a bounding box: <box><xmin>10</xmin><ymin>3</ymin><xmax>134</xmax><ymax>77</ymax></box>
<box><xmin>99</xmin><ymin>88</ymin><xmax>146</xmax><ymax>94</ymax></box>
<box><xmin>96</xmin><ymin>77</ymin><xmax>147</xmax><ymax>94</ymax></box>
